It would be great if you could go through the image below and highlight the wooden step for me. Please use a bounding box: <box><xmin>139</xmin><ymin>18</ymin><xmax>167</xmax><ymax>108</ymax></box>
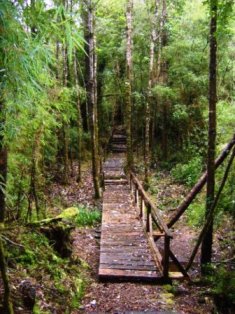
<box><xmin>104</xmin><ymin>179</ymin><xmax>128</xmax><ymax>185</ymax></box>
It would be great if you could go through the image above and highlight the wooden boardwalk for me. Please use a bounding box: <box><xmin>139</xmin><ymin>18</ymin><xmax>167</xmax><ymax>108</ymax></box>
<box><xmin>98</xmin><ymin>127</ymin><xmax>190</xmax><ymax>282</ymax></box>
<box><xmin>99</xmin><ymin>155</ymin><xmax>161</xmax><ymax>281</ymax></box>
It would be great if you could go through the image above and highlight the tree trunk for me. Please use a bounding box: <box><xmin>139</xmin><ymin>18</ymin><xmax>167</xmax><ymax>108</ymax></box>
<box><xmin>156</xmin><ymin>0</ymin><xmax>167</xmax><ymax>82</ymax></box>
<box><xmin>158</xmin><ymin>0</ymin><xmax>168</xmax><ymax>160</ymax></box>
<box><xmin>125</xmin><ymin>0</ymin><xmax>134</xmax><ymax>170</ymax></box>
<box><xmin>144</xmin><ymin>0</ymin><xmax>160</xmax><ymax>187</ymax></box>
<box><xmin>82</xmin><ymin>2</ymin><xmax>90</xmax><ymax>132</ymax></box>
<box><xmin>0</xmin><ymin>237</ymin><xmax>14</xmax><ymax>314</ymax></box>
<box><xmin>56</xmin><ymin>41</ymin><xmax>60</xmax><ymax>81</ymax></box>
<box><xmin>62</xmin><ymin>38</ymin><xmax>70</xmax><ymax>184</ymax></box>
<box><xmin>74</xmin><ymin>51</ymin><xmax>83</xmax><ymax>183</ymax></box>
<box><xmin>0</xmin><ymin>99</ymin><xmax>13</xmax><ymax>313</ymax></box>
<box><xmin>201</xmin><ymin>0</ymin><xmax>218</xmax><ymax>268</ymax></box>
<box><xmin>30</xmin><ymin>0</ymin><xmax>37</xmax><ymax>37</ymax></box>
<box><xmin>84</xmin><ymin>0</ymin><xmax>100</xmax><ymax>198</ymax></box>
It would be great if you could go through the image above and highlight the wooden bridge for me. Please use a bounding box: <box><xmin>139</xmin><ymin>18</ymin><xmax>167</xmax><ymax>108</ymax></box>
<box><xmin>98</xmin><ymin>127</ymin><xmax>189</xmax><ymax>282</ymax></box>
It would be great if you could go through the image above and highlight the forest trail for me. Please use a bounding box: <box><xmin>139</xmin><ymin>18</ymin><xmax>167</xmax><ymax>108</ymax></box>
<box><xmin>99</xmin><ymin>128</ymin><xmax>161</xmax><ymax>281</ymax></box>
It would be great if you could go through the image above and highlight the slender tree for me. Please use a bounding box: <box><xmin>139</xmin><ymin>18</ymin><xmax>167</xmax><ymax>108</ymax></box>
<box><xmin>158</xmin><ymin>0</ymin><xmax>168</xmax><ymax>160</ymax></box>
<box><xmin>0</xmin><ymin>3</ymin><xmax>14</xmax><ymax>311</ymax></box>
<box><xmin>125</xmin><ymin>0</ymin><xmax>134</xmax><ymax>169</ymax></box>
<box><xmin>83</xmin><ymin>0</ymin><xmax>100</xmax><ymax>198</ymax></box>
<box><xmin>74</xmin><ymin>51</ymin><xmax>83</xmax><ymax>183</ymax></box>
<box><xmin>201</xmin><ymin>0</ymin><xmax>218</xmax><ymax>268</ymax></box>
<box><xmin>0</xmin><ymin>101</ymin><xmax>13</xmax><ymax>314</ymax></box>
<box><xmin>144</xmin><ymin>0</ymin><xmax>160</xmax><ymax>186</ymax></box>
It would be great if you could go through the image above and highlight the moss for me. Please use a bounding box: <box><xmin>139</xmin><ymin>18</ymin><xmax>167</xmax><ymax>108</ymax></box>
<box><xmin>57</xmin><ymin>207</ymin><xmax>79</xmax><ymax>219</ymax></box>
<box><xmin>161</xmin><ymin>292</ymin><xmax>175</xmax><ymax>306</ymax></box>
<box><xmin>6</xmin><ymin>227</ymin><xmax>87</xmax><ymax>312</ymax></box>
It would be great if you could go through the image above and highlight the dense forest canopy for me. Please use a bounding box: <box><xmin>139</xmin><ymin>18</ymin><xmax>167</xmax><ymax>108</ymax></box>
<box><xmin>0</xmin><ymin>0</ymin><xmax>234</xmax><ymax>313</ymax></box>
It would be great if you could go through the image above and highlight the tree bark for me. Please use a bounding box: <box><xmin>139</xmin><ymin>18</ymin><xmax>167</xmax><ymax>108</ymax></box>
<box><xmin>74</xmin><ymin>51</ymin><xmax>83</xmax><ymax>183</ymax></box>
<box><xmin>156</xmin><ymin>0</ymin><xmax>167</xmax><ymax>81</ymax></box>
<box><xmin>167</xmin><ymin>134</ymin><xmax>235</xmax><ymax>228</ymax></box>
<box><xmin>144</xmin><ymin>0</ymin><xmax>160</xmax><ymax>187</ymax></box>
<box><xmin>62</xmin><ymin>45</ymin><xmax>70</xmax><ymax>185</ymax></box>
<box><xmin>125</xmin><ymin>0</ymin><xmax>134</xmax><ymax>170</ymax></box>
<box><xmin>0</xmin><ymin>99</ymin><xmax>13</xmax><ymax>313</ymax></box>
<box><xmin>84</xmin><ymin>0</ymin><xmax>100</xmax><ymax>198</ymax></box>
<box><xmin>0</xmin><ymin>236</ymin><xmax>14</xmax><ymax>314</ymax></box>
<box><xmin>30</xmin><ymin>0</ymin><xmax>37</xmax><ymax>37</ymax></box>
<box><xmin>56</xmin><ymin>41</ymin><xmax>60</xmax><ymax>81</ymax></box>
<box><xmin>201</xmin><ymin>0</ymin><xmax>218</xmax><ymax>268</ymax></box>
<box><xmin>82</xmin><ymin>2</ymin><xmax>90</xmax><ymax>132</ymax></box>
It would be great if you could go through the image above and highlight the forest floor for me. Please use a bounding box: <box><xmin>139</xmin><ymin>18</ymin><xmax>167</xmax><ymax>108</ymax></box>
<box><xmin>0</xmin><ymin>161</ymin><xmax>234</xmax><ymax>313</ymax></box>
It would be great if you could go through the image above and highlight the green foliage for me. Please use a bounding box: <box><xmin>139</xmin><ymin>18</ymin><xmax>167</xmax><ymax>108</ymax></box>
<box><xmin>6</xmin><ymin>228</ymin><xmax>86</xmax><ymax>311</ymax></box>
<box><xmin>171</xmin><ymin>155</ymin><xmax>203</xmax><ymax>187</ymax></box>
<box><xmin>75</xmin><ymin>205</ymin><xmax>101</xmax><ymax>226</ymax></box>
<box><xmin>206</xmin><ymin>265</ymin><xmax>235</xmax><ymax>306</ymax></box>
<box><xmin>187</xmin><ymin>200</ymin><xmax>205</xmax><ymax>226</ymax></box>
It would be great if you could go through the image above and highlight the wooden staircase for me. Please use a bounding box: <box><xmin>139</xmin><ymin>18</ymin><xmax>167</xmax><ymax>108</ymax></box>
<box><xmin>110</xmin><ymin>127</ymin><xmax>127</xmax><ymax>153</ymax></box>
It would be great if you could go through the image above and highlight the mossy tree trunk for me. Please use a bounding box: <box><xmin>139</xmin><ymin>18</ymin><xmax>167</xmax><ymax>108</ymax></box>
<box><xmin>201</xmin><ymin>0</ymin><xmax>218</xmax><ymax>269</ymax></box>
<box><xmin>125</xmin><ymin>0</ymin><xmax>134</xmax><ymax>170</ymax></box>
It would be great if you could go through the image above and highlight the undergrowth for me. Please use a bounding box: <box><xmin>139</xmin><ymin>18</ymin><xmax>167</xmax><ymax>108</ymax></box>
<box><xmin>3</xmin><ymin>204</ymin><xmax>101</xmax><ymax>312</ymax></box>
<box><xmin>205</xmin><ymin>265</ymin><xmax>235</xmax><ymax>311</ymax></box>
<box><xmin>171</xmin><ymin>155</ymin><xmax>203</xmax><ymax>187</ymax></box>
<box><xmin>5</xmin><ymin>228</ymin><xmax>86</xmax><ymax>313</ymax></box>
<box><xmin>75</xmin><ymin>205</ymin><xmax>101</xmax><ymax>226</ymax></box>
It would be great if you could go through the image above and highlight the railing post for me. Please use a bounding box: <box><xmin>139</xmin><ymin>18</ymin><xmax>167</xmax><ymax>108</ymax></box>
<box><xmin>102</xmin><ymin>172</ymin><xmax>105</xmax><ymax>190</ymax></box>
<box><xmin>146</xmin><ymin>204</ymin><xmax>151</xmax><ymax>233</ymax></box>
<box><xmin>163</xmin><ymin>235</ymin><xmax>170</xmax><ymax>280</ymax></box>
<box><xmin>140</xmin><ymin>195</ymin><xmax>143</xmax><ymax>218</ymax></box>
<box><xmin>130</xmin><ymin>173</ymin><xmax>132</xmax><ymax>193</ymax></box>
<box><xmin>135</xmin><ymin>184</ymin><xmax>139</xmax><ymax>206</ymax></box>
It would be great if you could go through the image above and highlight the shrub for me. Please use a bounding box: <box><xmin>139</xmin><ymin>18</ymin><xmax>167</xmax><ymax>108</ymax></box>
<box><xmin>75</xmin><ymin>206</ymin><xmax>101</xmax><ymax>226</ymax></box>
<box><xmin>171</xmin><ymin>155</ymin><xmax>202</xmax><ymax>187</ymax></box>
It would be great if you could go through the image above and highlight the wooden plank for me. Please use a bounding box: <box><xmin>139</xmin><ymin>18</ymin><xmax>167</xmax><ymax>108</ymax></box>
<box><xmin>99</xmin><ymin>264</ymin><xmax>157</xmax><ymax>271</ymax></box>
<box><xmin>99</xmin><ymin>268</ymin><xmax>159</xmax><ymax>279</ymax></box>
<box><xmin>100</xmin><ymin>255</ymin><xmax>154</xmax><ymax>261</ymax></box>
<box><xmin>100</xmin><ymin>257</ymin><xmax>155</xmax><ymax>265</ymax></box>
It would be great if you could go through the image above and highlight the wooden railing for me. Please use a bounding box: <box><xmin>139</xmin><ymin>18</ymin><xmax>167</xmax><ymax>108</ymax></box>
<box><xmin>129</xmin><ymin>171</ymin><xmax>172</xmax><ymax>279</ymax></box>
<box><xmin>130</xmin><ymin>171</ymin><xmax>189</xmax><ymax>280</ymax></box>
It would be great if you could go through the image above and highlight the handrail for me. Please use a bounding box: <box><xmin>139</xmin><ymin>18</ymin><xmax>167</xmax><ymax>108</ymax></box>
<box><xmin>129</xmin><ymin>170</ymin><xmax>190</xmax><ymax>280</ymax></box>
<box><xmin>130</xmin><ymin>171</ymin><xmax>172</xmax><ymax>237</ymax></box>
